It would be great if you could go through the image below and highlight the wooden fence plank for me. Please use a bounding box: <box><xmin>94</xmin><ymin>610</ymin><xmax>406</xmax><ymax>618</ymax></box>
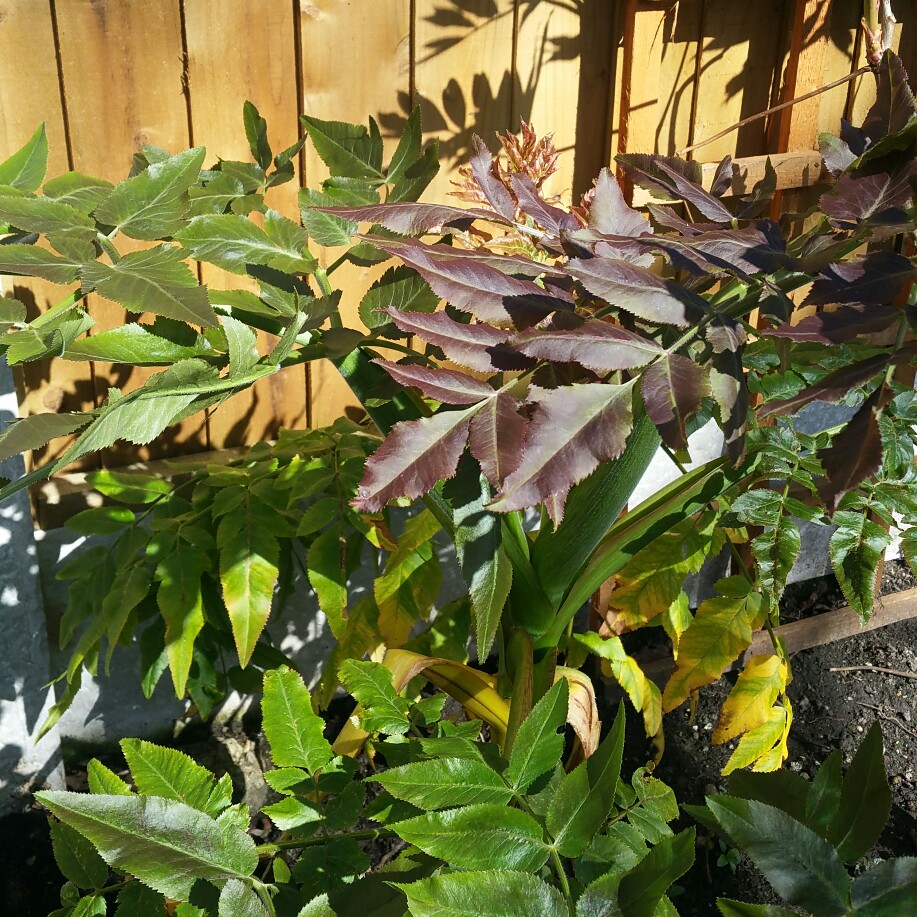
<box><xmin>817</xmin><ymin>0</ymin><xmax>862</xmax><ymax>138</ymax></box>
<box><xmin>691</xmin><ymin>0</ymin><xmax>788</xmax><ymax>161</ymax></box>
<box><xmin>658</xmin><ymin>1</ymin><xmax>704</xmax><ymax>157</ymax></box>
<box><xmin>0</xmin><ymin>0</ymin><xmax>87</xmax><ymax>472</ymax></box>
<box><xmin>514</xmin><ymin>0</ymin><xmax>617</xmax><ymax>201</ymax></box>
<box><xmin>299</xmin><ymin>1</ymin><xmax>412</xmax><ymax>429</ymax></box>
<box><xmin>415</xmin><ymin>0</ymin><xmax>516</xmax><ymax>201</ymax></box>
<box><xmin>53</xmin><ymin>0</ymin><xmax>202</xmax><ymax>463</ymax></box>
<box><xmin>183</xmin><ymin>0</ymin><xmax>307</xmax><ymax>448</ymax></box>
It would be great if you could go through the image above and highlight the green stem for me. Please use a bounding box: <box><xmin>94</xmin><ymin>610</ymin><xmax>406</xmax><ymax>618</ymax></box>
<box><xmin>550</xmin><ymin>847</ymin><xmax>574</xmax><ymax>910</ymax></box>
<box><xmin>258</xmin><ymin>827</ymin><xmax>398</xmax><ymax>857</ymax></box>
<box><xmin>32</xmin><ymin>288</ymin><xmax>88</xmax><ymax>327</ymax></box>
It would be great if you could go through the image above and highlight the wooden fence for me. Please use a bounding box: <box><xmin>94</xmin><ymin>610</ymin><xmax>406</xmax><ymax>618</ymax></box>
<box><xmin>0</xmin><ymin>1</ymin><xmax>914</xmax><ymax>499</ymax></box>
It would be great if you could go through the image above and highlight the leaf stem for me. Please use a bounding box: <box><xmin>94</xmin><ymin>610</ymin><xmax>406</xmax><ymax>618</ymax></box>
<box><xmin>32</xmin><ymin>288</ymin><xmax>88</xmax><ymax>327</ymax></box>
<box><xmin>258</xmin><ymin>826</ymin><xmax>398</xmax><ymax>857</ymax></box>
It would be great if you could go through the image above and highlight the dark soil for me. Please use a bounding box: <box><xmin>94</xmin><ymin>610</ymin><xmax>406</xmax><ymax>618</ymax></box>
<box><xmin>8</xmin><ymin>563</ymin><xmax>917</xmax><ymax>916</ymax></box>
<box><xmin>651</xmin><ymin>560</ymin><xmax>917</xmax><ymax>914</ymax></box>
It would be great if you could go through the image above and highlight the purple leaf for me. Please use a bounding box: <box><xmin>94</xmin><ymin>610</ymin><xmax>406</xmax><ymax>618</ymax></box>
<box><xmin>840</xmin><ymin>119</ymin><xmax>869</xmax><ymax>158</ymax></box>
<box><xmin>735</xmin><ymin>157</ymin><xmax>778</xmax><ymax>220</ymax></box>
<box><xmin>820</xmin><ymin>168</ymin><xmax>915</xmax><ymax>229</ymax></box>
<box><xmin>509</xmin><ymin>173</ymin><xmax>579</xmax><ymax>236</ymax></box>
<box><xmin>804</xmin><ymin>251</ymin><xmax>915</xmax><ymax>307</ymax></box>
<box><xmin>819</xmin><ymin>134</ymin><xmax>857</xmax><ymax>175</ymax></box>
<box><xmin>646</xmin><ymin>205</ymin><xmax>706</xmax><ymax>236</ymax></box>
<box><xmin>371</xmin><ymin>238</ymin><xmax>572</xmax><ymax>326</ymax></box>
<box><xmin>369</xmin><ymin>240</ymin><xmax>565</xmax><ymax>278</ymax></box>
<box><xmin>705</xmin><ymin>317</ymin><xmax>747</xmax><ymax>354</ymax></box>
<box><xmin>654</xmin><ymin>162</ymin><xmax>734</xmax><ymax>223</ymax></box>
<box><xmin>383</xmin><ymin>308</ymin><xmax>527</xmax><ymax>372</ymax></box>
<box><xmin>766</xmin><ymin>305</ymin><xmax>899</xmax><ymax>345</ymax></box>
<box><xmin>588</xmin><ymin>168</ymin><xmax>648</xmax><ymax>238</ymax></box>
<box><xmin>642</xmin><ymin>355</ymin><xmax>710</xmax><ymax>450</ymax></box>
<box><xmin>374</xmin><ymin>359</ymin><xmax>495</xmax><ymax>405</ymax></box>
<box><xmin>353</xmin><ymin>409</ymin><xmax>474</xmax><ymax>511</ymax></box>
<box><xmin>710</xmin><ymin>157</ymin><xmax>735</xmax><ymax>197</ymax></box>
<box><xmin>862</xmin><ymin>52</ymin><xmax>917</xmax><ymax>143</ymax></box>
<box><xmin>468</xmin><ymin>392</ymin><xmax>527</xmax><ymax>487</ymax></box>
<box><xmin>568</xmin><ymin>256</ymin><xmax>706</xmax><ymax>327</ymax></box>
<box><xmin>617</xmin><ymin>153</ymin><xmax>704</xmax><ymax>201</ymax></box>
<box><xmin>512</xmin><ymin>319</ymin><xmax>664</xmax><ymax>372</ymax></box>
<box><xmin>711</xmin><ymin>350</ymin><xmax>748</xmax><ymax>463</ymax></box>
<box><xmin>470</xmin><ymin>135</ymin><xmax>516</xmax><ymax>219</ymax></box>
<box><xmin>315</xmin><ymin>202</ymin><xmax>505</xmax><ymax>236</ymax></box>
<box><xmin>818</xmin><ymin>387</ymin><xmax>888</xmax><ymax>512</ymax></box>
<box><xmin>489</xmin><ymin>381</ymin><xmax>635</xmax><ymax>525</ymax></box>
<box><xmin>759</xmin><ymin>354</ymin><xmax>889</xmax><ymax>418</ymax></box>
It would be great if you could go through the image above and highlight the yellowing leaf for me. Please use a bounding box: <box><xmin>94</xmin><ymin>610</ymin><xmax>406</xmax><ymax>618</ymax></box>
<box><xmin>660</xmin><ymin>590</ymin><xmax>692</xmax><ymax>658</ymax></box>
<box><xmin>574</xmin><ymin>633</ymin><xmax>662</xmax><ymax>738</ymax></box>
<box><xmin>555</xmin><ymin>666</ymin><xmax>600</xmax><ymax>757</ymax></box>
<box><xmin>662</xmin><ymin>591</ymin><xmax>765</xmax><ymax>713</ymax></box>
<box><xmin>713</xmin><ymin>654</ymin><xmax>788</xmax><ymax>745</ymax></box>
<box><xmin>722</xmin><ymin>700</ymin><xmax>793</xmax><ymax>775</ymax></box>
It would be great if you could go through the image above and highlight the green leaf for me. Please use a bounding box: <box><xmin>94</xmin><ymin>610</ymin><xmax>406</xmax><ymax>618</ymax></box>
<box><xmin>359</xmin><ymin>265</ymin><xmax>440</xmax><ymax>328</ymax></box>
<box><xmin>615</xmin><ymin>829</ymin><xmax>695</xmax><ymax>917</ymax></box>
<box><xmin>262</xmin><ymin>796</ymin><xmax>321</xmax><ymax>831</ymax></box>
<box><xmin>385</xmin><ymin>107</ymin><xmax>423</xmax><ymax>185</ymax></box>
<box><xmin>388</xmin><ymin>141</ymin><xmax>440</xmax><ymax>203</ymax></box>
<box><xmin>221</xmin><ymin>314</ymin><xmax>260</xmax><ymax>377</ymax></box>
<box><xmin>94</xmin><ymin>146</ymin><xmax>206</xmax><ymax>240</ymax></box>
<box><xmin>219</xmin><ymin>879</ymin><xmax>272</xmax><ymax>917</ymax></box>
<box><xmin>715</xmin><ymin>902</ymin><xmax>797</xmax><ymax>917</ymax></box>
<box><xmin>394</xmin><ymin>804</ymin><xmax>549</xmax><ymax>872</ymax></box>
<box><xmin>36</xmin><ymin>792</ymin><xmax>258</xmax><ymax>901</ymax></box>
<box><xmin>372</xmin><ymin>757</ymin><xmax>513</xmax><ymax>810</ymax></box>
<box><xmin>177</xmin><ymin>211</ymin><xmax>318</xmax><ymax>275</ymax></box>
<box><xmin>66</xmin><ymin>506</ymin><xmax>135</xmax><ymax>535</ymax></box>
<box><xmin>66</xmin><ymin>323</ymin><xmax>212</xmax><ymax>365</ymax></box>
<box><xmin>154</xmin><ymin>547</ymin><xmax>208</xmax><ymax>697</ymax></box>
<box><xmin>86</xmin><ymin>469</ymin><xmax>173</xmax><ymax>504</ymax></box>
<box><xmin>114</xmin><ymin>881</ymin><xmax>167</xmax><ymax>916</ymax></box>
<box><xmin>443</xmin><ymin>459</ymin><xmax>511</xmax><ymax>659</ymax></box>
<box><xmin>0</xmin><ymin>243</ymin><xmax>84</xmax><ymax>284</ymax></box>
<box><xmin>121</xmin><ymin>738</ymin><xmax>232</xmax><ymax>817</ymax></box>
<box><xmin>706</xmin><ymin>796</ymin><xmax>850</xmax><ymax>916</ymax></box>
<box><xmin>0</xmin><ymin>123</ymin><xmax>48</xmax><ymax>191</ymax></box>
<box><xmin>0</xmin><ymin>194</ymin><xmax>96</xmax><ymax>239</ymax></box>
<box><xmin>829</xmin><ymin>511</ymin><xmax>890</xmax><ymax>623</ymax></box>
<box><xmin>242</xmin><ymin>101</ymin><xmax>272</xmax><ymax>171</ymax></box>
<box><xmin>301</xmin><ymin>116</ymin><xmax>384</xmax><ymax>180</ymax></box>
<box><xmin>307</xmin><ymin>526</ymin><xmax>348</xmax><ymax>639</ymax></box>
<box><xmin>627</xmin><ymin>771</ymin><xmax>679</xmax><ymax>844</ymax></box>
<box><xmin>506</xmin><ymin>679</ymin><xmax>568</xmax><ymax>793</ymax></box>
<box><xmin>50</xmin><ymin>821</ymin><xmax>109</xmax><ymax>889</ymax></box>
<box><xmin>72</xmin><ymin>896</ymin><xmax>106</xmax><ymax>917</ymax></box>
<box><xmin>262</xmin><ymin>666</ymin><xmax>334</xmax><ymax>772</ymax></box>
<box><xmin>805</xmin><ymin>750</ymin><xmax>842</xmax><ymax>836</ymax></box>
<box><xmin>5</xmin><ymin>308</ymin><xmax>93</xmax><ymax>365</ymax></box>
<box><xmin>339</xmin><ymin>660</ymin><xmax>411</xmax><ymax>735</ymax></box>
<box><xmin>43</xmin><ymin>172</ymin><xmax>114</xmax><ymax>214</ymax></box>
<box><xmin>727</xmin><ymin>769</ymin><xmax>810</xmax><ymax>826</ymax></box>
<box><xmin>851</xmin><ymin>856</ymin><xmax>917</xmax><ymax>915</ymax></box>
<box><xmin>217</xmin><ymin>495</ymin><xmax>281</xmax><ymax>667</ymax></box>
<box><xmin>87</xmin><ymin>760</ymin><xmax>132</xmax><ymax>796</ymax></box>
<box><xmin>547</xmin><ymin>703</ymin><xmax>625</xmax><ymax>857</ymax></box>
<box><xmin>394</xmin><ymin>870</ymin><xmax>568</xmax><ymax>917</ymax></box>
<box><xmin>0</xmin><ymin>413</ymin><xmax>90</xmax><ymax>462</ymax></box>
<box><xmin>298</xmin><ymin>185</ymin><xmax>368</xmax><ymax>247</ymax></box>
<box><xmin>81</xmin><ymin>244</ymin><xmax>218</xmax><ymax>328</ymax></box>
<box><xmin>827</xmin><ymin>720</ymin><xmax>891</xmax><ymax>862</ymax></box>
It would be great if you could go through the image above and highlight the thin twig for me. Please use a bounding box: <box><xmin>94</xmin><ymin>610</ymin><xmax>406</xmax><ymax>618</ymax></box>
<box><xmin>857</xmin><ymin>701</ymin><xmax>917</xmax><ymax>741</ymax></box>
<box><xmin>830</xmin><ymin>664</ymin><xmax>917</xmax><ymax>680</ymax></box>
<box><xmin>678</xmin><ymin>66</ymin><xmax>871</xmax><ymax>156</ymax></box>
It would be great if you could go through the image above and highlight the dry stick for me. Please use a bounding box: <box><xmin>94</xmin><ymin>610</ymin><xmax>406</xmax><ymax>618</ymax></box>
<box><xmin>857</xmin><ymin>701</ymin><xmax>917</xmax><ymax>742</ymax></box>
<box><xmin>677</xmin><ymin>66</ymin><xmax>871</xmax><ymax>156</ymax></box>
<box><xmin>830</xmin><ymin>664</ymin><xmax>917</xmax><ymax>680</ymax></box>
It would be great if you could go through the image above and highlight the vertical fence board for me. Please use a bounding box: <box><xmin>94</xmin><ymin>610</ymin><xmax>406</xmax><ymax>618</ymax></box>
<box><xmin>514</xmin><ymin>0</ymin><xmax>617</xmax><ymax>201</ymax></box>
<box><xmin>691</xmin><ymin>0</ymin><xmax>787</xmax><ymax>161</ymax></box>
<box><xmin>658</xmin><ymin>2</ymin><xmax>704</xmax><ymax>156</ymax></box>
<box><xmin>0</xmin><ymin>1</ymin><xmax>86</xmax><ymax>471</ymax></box>
<box><xmin>183</xmin><ymin>0</ymin><xmax>307</xmax><ymax>447</ymax></box>
<box><xmin>299</xmin><ymin>1</ymin><xmax>411</xmax><ymax>429</ymax></box>
<box><xmin>817</xmin><ymin>0</ymin><xmax>862</xmax><ymax>137</ymax></box>
<box><xmin>415</xmin><ymin>0</ymin><xmax>516</xmax><ymax>201</ymax></box>
<box><xmin>53</xmin><ymin>0</ymin><xmax>202</xmax><ymax>462</ymax></box>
